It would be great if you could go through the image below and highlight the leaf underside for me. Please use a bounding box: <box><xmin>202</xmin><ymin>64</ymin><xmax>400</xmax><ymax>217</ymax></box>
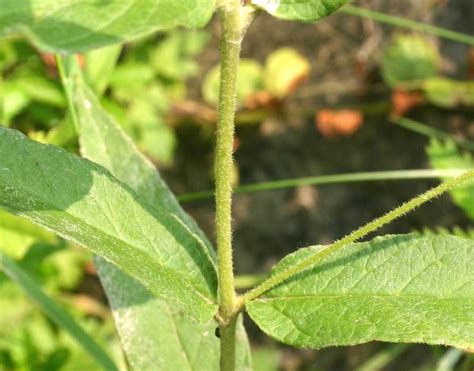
<box><xmin>0</xmin><ymin>0</ymin><xmax>216</xmax><ymax>52</ymax></box>
<box><xmin>251</xmin><ymin>0</ymin><xmax>350</xmax><ymax>22</ymax></box>
<box><xmin>97</xmin><ymin>260</ymin><xmax>250</xmax><ymax>370</ymax></box>
<box><xmin>73</xmin><ymin>78</ymin><xmax>251</xmax><ymax>369</ymax></box>
<box><xmin>0</xmin><ymin>125</ymin><xmax>218</xmax><ymax>322</ymax></box>
<box><xmin>247</xmin><ymin>234</ymin><xmax>474</xmax><ymax>350</ymax></box>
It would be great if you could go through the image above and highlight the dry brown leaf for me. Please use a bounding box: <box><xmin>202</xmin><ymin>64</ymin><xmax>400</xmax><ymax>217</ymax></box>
<box><xmin>316</xmin><ymin>109</ymin><xmax>364</xmax><ymax>138</ymax></box>
<box><xmin>391</xmin><ymin>89</ymin><xmax>424</xmax><ymax>117</ymax></box>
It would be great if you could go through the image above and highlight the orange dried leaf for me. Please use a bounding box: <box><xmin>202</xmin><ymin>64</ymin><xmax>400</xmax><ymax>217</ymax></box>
<box><xmin>316</xmin><ymin>109</ymin><xmax>363</xmax><ymax>138</ymax></box>
<box><xmin>391</xmin><ymin>89</ymin><xmax>424</xmax><ymax>117</ymax></box>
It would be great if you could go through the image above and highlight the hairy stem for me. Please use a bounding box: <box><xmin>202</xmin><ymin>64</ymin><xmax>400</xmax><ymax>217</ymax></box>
<box><xmin>216</xmin><ymin>0</ymin><xmax>240</xmax><ymax>319</ymax></box>
<box><xmin>237</xmin><ymin>169</ymin><xmax>474</xmax><ymax>307</ymax></box>
<box><xmin>215</xmin><ymin>1</ymin><xmax>251</xmax><ymax>370</ymax></box>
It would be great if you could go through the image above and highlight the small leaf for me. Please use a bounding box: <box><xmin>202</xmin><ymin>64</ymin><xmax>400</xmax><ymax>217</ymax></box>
<box><xmin>263</xmin><ymin>48</ymin><xmax>310</xmax><ymax>99</ymax></box>
<box><xmin>427</xmin><ymin>139</ymin><xmax>474</xmax><ymax>220</ymax></box>
<box><xmin>0</xmin><ymin>0</ymin><xmax>216</xmax><ymax>52</ymax></box>
<box><xmin>247</xmin><ymin>234</ymin><xmax>474</xmax><ymax>350</ymax></box>
<box><xmin>72</xmin><ymin>78</ymin><xmax>252</xmax><ymax>369</ymax></box>
<box><xmin>423</xmin><ymin>77</ymin><xmax>474</xmax><ymax>108</ymax></box>
<box><xmin>250</xmin><ymin>0</ymin><xmax>350</xmax><ymax>23</ymax></box>
<box><xmin>0</xmin><ymin>252</ymin><xmax>117</xmax><ymax>370</ymax></box>
<box><xmin>0</xmin><ymin>125</ymin><xmax>218</xmax><ymax>322</ymax></box>
<box><xmin>381</xmin><ymin>34</ymin><xmax>439</xmax><ymax>87</ymax></box>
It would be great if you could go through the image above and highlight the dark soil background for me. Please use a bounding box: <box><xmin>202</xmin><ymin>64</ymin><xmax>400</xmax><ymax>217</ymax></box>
<box><xmin>162</xmin><ymin>1</ymin><xmax>474</xmax><ymax>369</ymax></box>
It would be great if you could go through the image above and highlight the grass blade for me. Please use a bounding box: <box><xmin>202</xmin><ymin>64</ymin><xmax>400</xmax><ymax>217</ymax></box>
<box><xmin>341</xmin><ymin>5</ymin><xmax>474</xmax><ymax>46</ymax></box>
<box><xmin>177</xmin><ymin>169</ymin><xmax>467</xmax><ymax>202</ymax></box>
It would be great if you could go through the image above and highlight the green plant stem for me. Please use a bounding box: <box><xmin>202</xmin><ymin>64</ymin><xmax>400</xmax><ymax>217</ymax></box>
<box><xmin>55</xmin><ymin>55</ymin><xmax>80</xmax><ymax>133</ymax></box>
<box><xmin>237</xmin><ymin>169</ymin><xmax>474</xmax><ymax>308</ymax></box>
<box><xmin>355</xmin><ymin>344</ymin><xmax>409</xmax><ymax>371</ymax></box>
<box><xmin>216</xmin><ymin>0</ymin><xmax>240</xmax><ymax>318</ymax></box>
<box><xmin>341</xmin><ymin>5</ymin><xmax>474</xmax><ymax>46</ymax></box>
<box><xmin>216</xmin><ymin>1</ymin><xmax>250</xmax><ymax>370</ymax></box>
<box><xmin>177</xmin><ymin>169</ymin><xmax>467</xmax><ymax>203</ymax></box>
<box><xmin>436</xmin><ymin>348</ymin><xmax>464</xmax><ymax>371</ymax></box>
<box><xmin>219</xmin><ymin>316</ymin><xmax>238</xmax><ymax>371</ymax></box>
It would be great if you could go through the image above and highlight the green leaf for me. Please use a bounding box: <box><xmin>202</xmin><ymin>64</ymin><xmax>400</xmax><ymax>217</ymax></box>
<box><xmin>0</xmin><ymin>0</ymin><xmax>216</xmax><ymax>52</ymax></box>
<box><xmin>97</xmin><ymin>261</ymin><xmax>251</xmax><ymax>370</ymax></box>
<box><xmin>381</xmin><ymin>34</ymin><xmax>439</xmax><ymax>87</ymax></box>
<box><xmin>0</xmin><ymin>81</ymin><xmax>31</xmax><ymax>125</ymax></box>
<box><xmin>0</xmin><ymin>209</ymin><xmax>56</xmax><ymax>259</ymax></box>
<box><xmin>72</xmin><ymin>79</ymin><xmax>252</xmax><ymax>369</ymax></box>
<box><xmin>110</xmin><ymin>62</ymin><xmax>156</xmax><ymax>89</ymax></box>
<box><xmin>0</xmin><ymin>252</ymin><xmax>117</xmax><ymax>370</ymax></box>
<box><xmin>427</xmin><ymin>139</ymin><xmax>474</xmax><ymax>220</ymax></box>
<box><xmin>14</xmin><ymin>75</ymin><xmax>66</xmax><ymax>108</ymax></box>
<box><xmin>150</xmin><ymin>30</ymin><xmax>210</xmax><ymax>81</ymax></box>
<box><xmin>263</xmin><ymin>48</ymin><xmax>310</xmax><ymax>98</ymax></box>
<box><xmin>138</xmin><ymin>119</ymin><xmax>177</xmax><ymax>166</ymax></box>
<box><xmin>423</xmin><ymin>77</ymin><xmax>474</xmax><ymax>108</ymax></box>
<box><xmin>247</xmin><ymin>234</ymin><xmax>474</xmax><ymax>350</ymax></box>
<box><xmin>84</xmin><ymin>45</ymin><xmax>122</xmax><ymax>96</ymax></box>
<box><xmin>74</xmin><ymin>84</ymin><xmax>189</xmax><ymax>223</ymax></box>
<box><xmin>416</xmin><ymin>226</ymin><xmax>474</xmax><ymax>240</ymax></box>
<box><xmin>250</xmin><ymin>0</ymin><xmax>350</xmax><ymax>22</ymax></box>
<box><xmin>0</xmin><ymin>125</ymin><xmax>218</xmax><ymax>322</ymax></box>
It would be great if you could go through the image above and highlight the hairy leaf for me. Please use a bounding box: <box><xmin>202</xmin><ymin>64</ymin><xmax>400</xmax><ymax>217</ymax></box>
<box><xmin>250</xmin><ymin>0</ymin><xmax>349</xmax><ymax>23</ymax></box>
<box><xmin>0</xmin><ymin>126</ymin><xmax>218</xmax><ymax>322</ymax></box>
<box><xmin>247</xmin><ymin>234</ymin><xmax>474</xmax><ymax>350</ymax></box>
<box><xmin>0</xmin><ymin>0</ymin><xmax>216</xmax><ymax>52</ymax></box>
<box><xmin>73</xmin><ymin>80</ymin><xmax>251</xmax><ymax>369</ymax></box>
